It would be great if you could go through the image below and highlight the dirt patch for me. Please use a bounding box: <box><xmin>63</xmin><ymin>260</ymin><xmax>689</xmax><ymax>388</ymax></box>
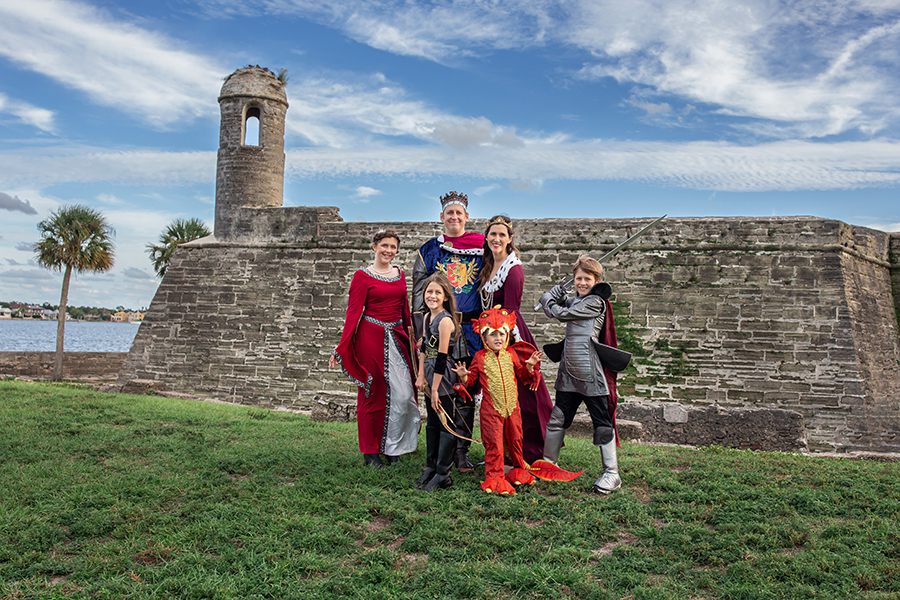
<box><xmin>131</xmin><ymin>540</ymin><xmax>174</xmax><ymax>566</ymax></box>
<box><xmin>591</xmin><ymin>532</ymin><xmax>639</xmax><ymax>558</ymax></box>
<box><xmin>630</xmin><ymin>481</ymin><xmax>651</xmax><ymax>504</ymax></box>
<box><xmin>388</xmin><ymin>537</ymin><xmax>406</xmax><ymax>550</ymax></box>
<box><xmin>366</xmin><ymin>516</ymin><xmax>392</xmax><ymax>532</ymax></box>
<box><xmin>402</xmin><ymin>553</ymin><xmax>428</xmax><ymax>565</ymax></box>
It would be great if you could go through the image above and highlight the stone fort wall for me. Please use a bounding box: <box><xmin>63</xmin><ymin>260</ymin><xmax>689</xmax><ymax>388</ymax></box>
<box><xmin>117</xmin><ymin>207</ymin><xmax>900</xmax><ymax>453</ymax></box>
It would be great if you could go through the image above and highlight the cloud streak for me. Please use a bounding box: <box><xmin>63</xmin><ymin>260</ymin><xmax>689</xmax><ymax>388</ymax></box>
<box><xmin>286</xmin><ymin>138</ymin><xmax>900</xmax><ymax>192</ymax></box>
<box><xmin>573</xmin><ymin>1</ymin><xmax>900</xmax><ymax>137</ymax></box>
<box><xmin>0</xmin><ymin>92</ymin><xmax>56</xmax><ymax>132</ymax></box>
<box><xmin>2</xmin><ymin>137</ymin><xmax>899</xmax><ymax>193</ymax></box>
<box><xmin>215</xmin><ymin>0</ymin><xmax>900</xmax><ymax>139</ymax></box>
<box><xmin>0</xmin><ymin>149</ymin><xmax>214</xmax><ymax>188</ymax></box>
<box><xmin>0</xmin><ymin>0</ymin><xmax>225</xmax><ymax>128</ymax></box>
<box><xmin>285</xmin><ymin>72</ymin><xmax>521</xmax><ymax>148</ymax></box>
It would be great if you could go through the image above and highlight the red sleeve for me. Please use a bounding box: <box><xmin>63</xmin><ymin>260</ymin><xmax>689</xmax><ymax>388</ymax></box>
<box><xmin>335</xmin><ymin>270</ymin><xmax>367</xmax><ymax>354</ymax></box>
<box><xmin>333</xmin><ymin>271</ymin><xmax>373</xmax><ymax>394</ymax></box>
<box><xmin>509</xmin><ymin>347</ymin><xmax>540</xmax><ymax>389</ymax></box>
<box><xmin>503</xmin><ymin>264</ymin><xmax>524</xmax><ymax>312</ymax></box>
<box><xmin>466</xmin><ymin>351</ymin><xmax>485</xmax><ymax>393</ymax></box>
<box><xmin>400</xmin><ymin>270</ymin><xmax>413</xmax><ymax>334</ymax></box>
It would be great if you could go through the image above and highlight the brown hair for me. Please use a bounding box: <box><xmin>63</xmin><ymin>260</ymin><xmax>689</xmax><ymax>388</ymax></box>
<box><xmin>573</xmin><ymin>255</ymin><xmax>603</xmax><ymax>280</ymax></box>
<box><xmin>478</xmin><ymin>215</ymin><xmax>520</xmax><ymax>289</ymax></box>
<box><xmin>372</xmin><ymin>229</ymin><xmax>400</xmax><ymax>247</ymax></box>
<box><xmin>421</xmin><ymin>272</ymin><xmax>460</xmax><ymax>339</ymax></box>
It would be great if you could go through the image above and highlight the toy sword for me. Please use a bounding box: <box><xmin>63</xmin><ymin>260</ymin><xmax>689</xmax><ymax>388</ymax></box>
<box><xmin>533</xmin><ymin>214</ymin><xmax>666</xmax><ymax>311</ymax></box>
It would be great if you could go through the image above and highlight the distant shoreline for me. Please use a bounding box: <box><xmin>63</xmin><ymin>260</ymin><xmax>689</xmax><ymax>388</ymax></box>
<box><xmin>0</xmin><ymin>317</ymin><xmax>141</xmax><ymax>323</ymax></box>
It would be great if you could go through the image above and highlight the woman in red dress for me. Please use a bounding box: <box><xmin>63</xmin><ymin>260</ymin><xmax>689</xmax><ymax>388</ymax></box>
<box><xmin>478</xmin><ymin>215</ymin><xmax>553</xmax><ymax>463</ymax></box>
<box><xmin>329</xmin><ymin>230</ymin><xmax>420</xmax><ymax>468</ymax></box>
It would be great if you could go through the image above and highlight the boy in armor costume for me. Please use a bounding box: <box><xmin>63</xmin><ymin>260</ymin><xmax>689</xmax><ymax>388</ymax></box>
<box><xmin>538</xmin><ymin>256</ymin><xmax>623</xmax><ymax>494</ymax></box>
<box><xmin>412</xmin><ymin>191</ymin><xmax>484</xmax><ymax>473</ymax></box>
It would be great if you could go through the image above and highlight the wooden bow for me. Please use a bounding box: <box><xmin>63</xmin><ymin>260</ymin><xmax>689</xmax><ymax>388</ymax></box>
<box><xmin>436</xmin><ymin>403</ymin><xmax>481</xmax><ymax>445</ymax></box>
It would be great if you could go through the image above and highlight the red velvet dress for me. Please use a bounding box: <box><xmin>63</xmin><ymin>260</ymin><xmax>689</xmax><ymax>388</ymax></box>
<box><xmin>333</xmin><ymin>268</ymin><xmax>419</xmax><ymax>455</ymax></box>
<box><xmin>480</xmin><ymin>257</ymin><xmax>554</xmax><ymax>462</ymax></box>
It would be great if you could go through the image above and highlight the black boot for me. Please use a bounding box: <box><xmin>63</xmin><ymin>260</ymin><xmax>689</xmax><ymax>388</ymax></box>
<box><xmin>363</xmin><ymin>453</ymin><xmax>383</xmax><ymax>469</ymax></box>
<box><xmin>415</xmin><ymin>426</ymin><xmax>440</xmax><ymax>487</ymax></box>
<box><xmin>422</xmin><ymin>431</ymin><xmax>456</xmax><ymax>492</ymax></box>
<box><xmin>456</xmin><ymin>446</ymin><xmax>475</xmax><ymax>473</ymax></box>
<box><xmin>454</xmin><ymin>404</ymin><xmax>476</xmax><ymax>473</ymax></box>
<box><xmin>385</xmin><ymin>455</ymin><xmax>401</xmax><ymax>464</ymax></box>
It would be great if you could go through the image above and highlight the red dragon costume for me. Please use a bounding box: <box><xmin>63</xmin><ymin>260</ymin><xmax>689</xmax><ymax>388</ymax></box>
<box><xmin>457</xmin><ymin>307</ymin><xmax>573</xmax><ymax>495</ymax></box>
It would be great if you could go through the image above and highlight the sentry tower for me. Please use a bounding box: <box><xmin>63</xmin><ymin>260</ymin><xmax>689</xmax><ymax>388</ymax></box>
<box><xmin>214</xmin><ymin>66</ymin><xmax>288</xmax><ymax>239</ymax></box>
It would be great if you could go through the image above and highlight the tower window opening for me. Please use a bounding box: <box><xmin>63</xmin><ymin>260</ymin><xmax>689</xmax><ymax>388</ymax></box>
<box><xmin>243</xmin><ymin>106</ymin><xmax>261</xmax><ymax>146</ymax></box>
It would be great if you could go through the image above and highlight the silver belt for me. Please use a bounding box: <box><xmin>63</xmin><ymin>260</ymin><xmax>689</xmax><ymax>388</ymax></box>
<box><xmin>362</xmin><ymin>315</ymin><xmax>402</xmax><ymax>328</ymax></box>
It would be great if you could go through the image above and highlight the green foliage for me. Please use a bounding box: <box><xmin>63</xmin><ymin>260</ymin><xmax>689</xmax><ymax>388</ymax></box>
<box><xmin>146</xmin><ymin>218</ymin><xmax>211</xmax><ymax>278</ymax></box>
<box><xmin>34</xmin><ymin>205</ymin><xmax>116</xmax><ymax>378</ymax></box>
<box><xmin>276</xmin><ymin>68</ymin><xmax>290</xmax><ymax>85</ymax></box>
<box><xmin>34</xmin><ymin>204</ymin><xmax>115</xmax><ymax>276</ymax></box>
<box><xmin>2</xmin><ymin>381</ymin><xmax>899</xmax><ymax>599</ymax></box>
<box><xmin>610</xmin><ymin>300</ymin><xmax>650</xmax><ymax>359</ymax></box>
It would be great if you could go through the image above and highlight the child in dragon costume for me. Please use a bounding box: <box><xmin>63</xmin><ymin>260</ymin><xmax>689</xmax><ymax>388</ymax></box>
<box><xmin>453</xmin><ymin>307</ymin><xmax>546</xmax><ymax>496</ymax></box>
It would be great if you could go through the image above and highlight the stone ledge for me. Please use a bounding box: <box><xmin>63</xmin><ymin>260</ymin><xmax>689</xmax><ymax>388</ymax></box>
<box><xmin>568</xmin><ymin>414</ymin><xmax>643</xmax><ymax>440</ymax></box>
<box><xmin>120</xmin><ymin>379</ymin><xmax>168</xmax><ymax>395</ymax></box>
<box><xmin>617</xmin><ymin>401</ymin><xmax>807</xmax><ymax>452</ymax></box>
<box><xmin>310</xmin><ymin>391</ymin><xmax>358</xmax><ymax>422</ymax></box>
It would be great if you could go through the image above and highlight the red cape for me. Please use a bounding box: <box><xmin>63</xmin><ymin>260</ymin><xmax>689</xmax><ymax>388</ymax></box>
<box><xmin>599</xmin><ymin>298</ymin><xmax>621</xmax><ymax>446</ymax></box>
<box><xmin>441</xmin><ymin>231</ymin><xmax>484</xmax><ymax>251</ymax></box>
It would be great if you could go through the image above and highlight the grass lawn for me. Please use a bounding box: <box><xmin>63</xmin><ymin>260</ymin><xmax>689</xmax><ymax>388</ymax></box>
<box><xmin>1</xmin><ymin>380</ymin><xmax>899</xmax><ymax>599</ymax></box>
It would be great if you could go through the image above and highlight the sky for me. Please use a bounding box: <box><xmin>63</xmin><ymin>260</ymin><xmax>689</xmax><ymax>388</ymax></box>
<box><xmin>1</xmin><ymin>0</ymin><xmax>899</xmax><ymax>309</ymax></box>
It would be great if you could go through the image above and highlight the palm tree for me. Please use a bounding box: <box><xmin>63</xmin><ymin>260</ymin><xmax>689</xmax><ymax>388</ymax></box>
<box><xmin>35</xmin><ymin>205</ymin><xmax>115</xmax><ymax>380</ymax></box>
<box><xmin>146</xmin><ymin>218</ymin><xmax>211</xmax><ymax>278</ymax></box>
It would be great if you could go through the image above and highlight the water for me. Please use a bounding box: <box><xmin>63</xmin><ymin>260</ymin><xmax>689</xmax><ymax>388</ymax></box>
<box><xmin>0</xmin><ymin>320</ymin><xmax>141</xmax><ymax>352</ymax></box>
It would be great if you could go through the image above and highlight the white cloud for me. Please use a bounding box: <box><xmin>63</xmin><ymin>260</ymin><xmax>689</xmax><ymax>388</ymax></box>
<box><xmin>0</xmin><ymin>93</ymin><xmax>56</xmax><ymax>132</ymax></box>
<box><xmin>96</xmin><ymin>193</ymin><xmax>125</xmax><ymax>205</ymax></box>
<box><xmin>509</xmin><ymin>178</ymin><xmax>543</xmax><ymax>193</ymax></box>
<box><xmin>285</xmin><ymin>137</ymin><xmax>900</xmax><ymax>192</ymax></box>
<box><xmin>859</xmin><ymin>221</ymin><xmax>900</xmax><ymax>232</ymax></box>
<box><xmin>353</xmin><ymin>186</ymin><xmax>381</xmax><ymax>202</ymax></box>
<box><xmin>0</xmin><ymin>149</ymin><xmax>214</xmax><ymax>188</ymax></box>
<box><xmin>2</xmin><ymin>134</ymin><xmax>899</xmax><ymax>195</ymax></box>
<box><xmin>211</xmin><ymin>0</ymin><xmax>900</xmax><ymax>139</ymax></box>
<box><xmin>283</xmin><ymin>72</ymin><xmax>521</xmax><ymax>148</ymax></box>
<box><xmin>0</xmin><ymin>0</ymin><xmax>225</xmax><ymax>128</ymax></box>
<box><xmin>213</xmin><ymin>0</ymin><xmax>551</xmax><ymax>63</ymax></box>
<box><xmin>570</xmin><ymin>1</ymin><xmax>900</xmax><ymax>138</ymax></box>
<box><xmin>474</xmin><ymin>184</ymin><xmax>501</xmax><ymax>196</ymax></box>
<box><xmin>425</xmin><ymin>117</ymin><xmax>524</xmax><ymax>149</ymax></box>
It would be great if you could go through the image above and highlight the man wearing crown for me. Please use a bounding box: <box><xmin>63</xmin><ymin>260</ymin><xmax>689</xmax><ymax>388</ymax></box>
<box><xmin>452</xmin><ymin>307</ymin><xmax>543</xmax><ymax>496</ymax></box>
<box><xmin>412</xmin><ymin>191</ymin><xmax>485</xmax><ymax>472</ymax></box>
